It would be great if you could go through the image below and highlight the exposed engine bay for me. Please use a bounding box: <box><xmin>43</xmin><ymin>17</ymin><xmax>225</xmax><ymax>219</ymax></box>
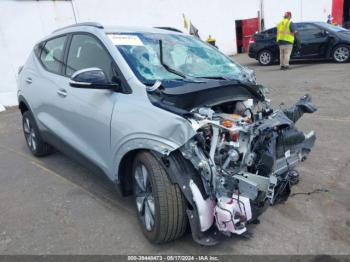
<box><xmin>148</xmin><ymin>82</ymin><xmax>317</xmax><ymax>245</ymax></box>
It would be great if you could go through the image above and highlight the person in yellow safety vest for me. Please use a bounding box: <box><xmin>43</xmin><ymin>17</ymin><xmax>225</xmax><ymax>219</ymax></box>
<box><xmin>207</xmin><ymin>35</ymin><xmax>216</xmax><ymax>47</ymax></box>
<box><xmin>277</xmin><ymin>11</ymin><xmax>296</xmax><ymax>70</ymax></box>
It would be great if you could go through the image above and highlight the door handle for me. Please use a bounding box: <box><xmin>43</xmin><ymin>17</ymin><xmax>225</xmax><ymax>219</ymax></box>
<box><xmin>57</xmin><ymin>89</ymin><xmax>67</xmax><ymax>97</ymax></box>
<box><xmin>25</xmin><ymin>77</ymin><xmax>32</xmax><ymax>84</ymax></box>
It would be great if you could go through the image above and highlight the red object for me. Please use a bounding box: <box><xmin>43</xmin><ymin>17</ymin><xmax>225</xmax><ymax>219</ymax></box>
<box><xmin>285</xmin><ymin>11</ymin><xmax>292</xmax><ymax>18</ymax></box>
<box><xmin>249</xmin><ymin>37</ymin><xmax>256</xmax><ymax>44</ymax></box>
<box><xmin>230</xmin><ymin>130</ymin><xmax>240</xmax><ymax>142</ymax></box>
<box><xmin>332</xmin><ymin>0</ymin><xmax>344</xmax><ymax>25</ymax></box>
<box><xmin>242</xmin><ymin>17</ymin><xmax>259</xmax><ymax>53</ymax></box>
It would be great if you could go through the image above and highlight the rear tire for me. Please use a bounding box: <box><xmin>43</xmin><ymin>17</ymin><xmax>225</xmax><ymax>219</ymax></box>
<box><xmin>132</xmin><ymin>151</ymin><xmax>187</xmax><ymax>243</ymax></box>
<box><xmin>258</xmin><ymin>49</ymin><xmax>274</xmax><ymax>65</ymax></box>
<box><xmin>332</xmin><ymin>44</ymin><xmax>350</xmax><ymax>63</ymax></box>
<box><xmin>22</xmin><ymin>111</ymin><xmax>52</xmax><ymax>157</ymax></box>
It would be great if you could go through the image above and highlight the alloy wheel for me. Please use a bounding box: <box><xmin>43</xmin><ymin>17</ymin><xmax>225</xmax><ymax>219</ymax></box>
<box><xmin>259</xmin><ymin>51</ymin><xmax>271</xmax><ymax>65</ymax></box>
<box><xmin>134</xmin><ymin>163</ymin><xmax>155</xmax><ymax>231</ymax></box>
<box><xmin>23</xmin><ymin>116</ymin><xmax>37</xmax><ymax>152</ymax></box>
<box><xmin>334</xmin><ymin>46</ymin><xmax>350</xmax><ymax>62</ymax></box>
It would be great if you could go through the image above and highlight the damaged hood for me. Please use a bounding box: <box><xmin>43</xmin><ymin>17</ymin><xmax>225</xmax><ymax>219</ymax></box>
<box><xmin>148</xmin><ymin>79</ymin><xmax>266</xmax><ymax>111</ymax></box>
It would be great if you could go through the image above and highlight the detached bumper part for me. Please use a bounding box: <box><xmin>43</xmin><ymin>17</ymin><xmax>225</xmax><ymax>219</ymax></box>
<box><xmin>189</xmin><ymin>180</ymin><xmax>215</xmax><ymax>232</ymax></box>
<box><xmin>283</xmin><ymin>94</ymin><xmax>317</xmax><ymax>123</ymax></box>
<box><xmin>215</xmin><ymin>194</ymin><xmax>252</xmax><ymax>235</ymax></box>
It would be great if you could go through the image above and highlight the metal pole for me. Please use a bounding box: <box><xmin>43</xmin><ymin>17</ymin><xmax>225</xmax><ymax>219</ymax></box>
<box><xmin>70</xmin><ymin>0</ymin><xmax>79</xmax><ymax>23</ymax></box>
<box><xmin>260</xmin><ymin>0</ymin><xmax>265</xmax><ymax>31</ymax></box>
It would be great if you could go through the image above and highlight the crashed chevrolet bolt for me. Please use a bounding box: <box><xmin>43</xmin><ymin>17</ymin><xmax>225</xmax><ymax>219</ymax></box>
<box><xmin>17</xmin><ymin>23</ymin><xmax>316</xmax><ymax>245</ymax></box>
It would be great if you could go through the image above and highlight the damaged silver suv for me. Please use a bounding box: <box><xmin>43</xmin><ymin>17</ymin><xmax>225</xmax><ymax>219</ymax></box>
<box><xmin>18</xmin><ymin>22</ymin><xmax>317</xmax><ymax>245</ymax></box>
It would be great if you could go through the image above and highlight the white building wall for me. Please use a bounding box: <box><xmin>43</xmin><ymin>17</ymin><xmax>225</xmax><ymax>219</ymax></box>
<box><xmin>73</xmin><ymin>0</ymin><xmax>260</xmax><ymax>55</ymax></box>
<box><xmin>263</xmin><ymin>0</ymin><xmax>332</xmax><ymax>29</ymax></box>
<box><xmin>301</xmin><ymin>0</ymin><xmax>333</xmax><ymax>22</ymax></box>
<box><xmin>0</xmin><ymin>0</ymin><xmax>75</xmax><ymax>106</ymax></box>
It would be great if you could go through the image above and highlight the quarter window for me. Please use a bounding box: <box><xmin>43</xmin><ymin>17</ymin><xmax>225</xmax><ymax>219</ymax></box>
<box><xmin>66</xmin><ymin>34</ymin><xmax>115</xmax><ymax>82</ymax></box>
<box><xmin>40</xmin><ymin>36</ymin><xmax>67</xmax><ymax>74</ymax></box>
<box><xmin>34</xmin><ymin>42</ymin><xmax>44</xmax><ymax>58</ymax></box>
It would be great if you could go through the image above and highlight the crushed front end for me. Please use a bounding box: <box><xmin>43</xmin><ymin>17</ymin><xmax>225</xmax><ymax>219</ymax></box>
<box><xmin>149</xmin><ymin>81</ymin><xmax>317</xmax><ymax>245</ymax></box>
<box><xmin>181</xmin><ymin>94</ymin><xmax>316</xmax><ymax>244</ymax></box>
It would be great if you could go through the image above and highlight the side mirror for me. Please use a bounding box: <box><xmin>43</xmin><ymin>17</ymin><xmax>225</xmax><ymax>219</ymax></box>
<box><xmin>69</xmin><ymin>68</ymin><xmax>121</xmax><ymax>91</ymax></box>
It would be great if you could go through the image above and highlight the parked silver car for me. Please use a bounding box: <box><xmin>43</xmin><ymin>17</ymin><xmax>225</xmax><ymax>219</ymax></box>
<box><xmin>18</xmin><ymin>22</ymin><xmax>316</xmax><ymax>245</ymax></box>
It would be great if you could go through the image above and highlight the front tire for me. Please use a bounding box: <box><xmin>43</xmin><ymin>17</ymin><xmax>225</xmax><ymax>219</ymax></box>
<box><xmin>132</xmin><ymin>151</ymin><xmax>187</xmax><ymax>243</ymax></box>
<box><xmin>22</xmin><ymin>111</ymin><xmax>52</xmax><ymax>157</ymax></box>
<box><xmin>258</xmin><ymin>49</ymin><xmax>274</xmax><ymax>65</ymax></box>
<box><xmin>332</xmin><ymin>44</ymin><xmax>350</xmax><ymax>63</ymax></box>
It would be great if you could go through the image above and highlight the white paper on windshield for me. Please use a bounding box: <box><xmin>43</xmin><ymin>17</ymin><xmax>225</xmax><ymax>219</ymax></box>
<box><xmin>108</xmin><ymin>34</ymin><xmax>144</xmax><ymax>46</ymax></box>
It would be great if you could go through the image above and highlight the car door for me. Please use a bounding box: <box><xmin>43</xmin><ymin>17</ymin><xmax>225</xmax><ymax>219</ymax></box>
<box><xmin>296</xmin><ymin>23</ymin><xmax>329</xmax><ymax>57</ymax></box>
<box><xmin>26</xmin><ymin>35</ymin><xmax>69</xmax><ymax>133</ymax></box>
<box><xmin>53</xmin><ymin>33</ymin><xmax>119</xmax><ymax>175</ymax></box>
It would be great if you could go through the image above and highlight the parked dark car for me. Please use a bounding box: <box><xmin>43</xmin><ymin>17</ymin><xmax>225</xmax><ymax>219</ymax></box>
<box><xmin>248</xmin><ymin>22</ymin><xmax>350</xmax><ymax>65</ymax></box>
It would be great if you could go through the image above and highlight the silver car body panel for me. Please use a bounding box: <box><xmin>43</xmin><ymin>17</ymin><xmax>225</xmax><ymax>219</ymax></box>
<box><xmin>18</xmin><ymin>25</ymin><xmax>196</xmax><ymax>182</ymax></box>
<box><xmin>18</xmin><ymin>24</ymin><xmax>317</xmax><ymax>244</ymax></box>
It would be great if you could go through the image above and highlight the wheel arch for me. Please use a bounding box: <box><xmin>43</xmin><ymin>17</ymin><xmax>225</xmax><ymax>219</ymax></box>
<box><xmin>331</xmin><ymin>42</ymin><xmax>350</xmax><ymax>55</ymax></box>
<box><xmin>116</xmin><ymin>148</ymin><xmax>144</xmax><ymax>196</ymax></box>
<box><xmin>114</xmin><ymin>137</ymin><xmax>184</xmax><ymax>196</ymax></box>
<box><xmin>116</xmin><ymin>145</ymin><xmax>202</xmax><ymax>201</ymax></box>
<box><xmin>18</xmin><ymin>95</ymin><xmax>32</xmax><ymax>115</ymax></box>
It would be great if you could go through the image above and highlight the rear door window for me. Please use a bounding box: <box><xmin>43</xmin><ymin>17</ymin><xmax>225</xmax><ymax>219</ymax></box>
<box><xmin>296</xmin><ymin>23</ymin><xmax>323</xmax><ymax>40</ymax></box>
<box><xmin>296</xmin><ymin>23</ymin><xmax>318</xmax><ymax>30</ymax></box>
<box><xmin>263</xmin><ymin>28</ymin><xmax>277</xmax><ymax>35</ymax></box>
<box><xmin>40</xmin><ymin>36</ymin><xmax>67</xmax><ymax>74</ymax></box>
<box><xmin>261</xmin><ymin>27</ymin><xmax>277</xmax><ymax>40</ymax></box>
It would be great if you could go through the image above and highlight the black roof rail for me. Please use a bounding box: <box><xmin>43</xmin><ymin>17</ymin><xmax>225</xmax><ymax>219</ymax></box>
<box><xmin>53</xmin><ymin>22</ymin><xmax>104</xmax><ymax>33</ymax></box>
